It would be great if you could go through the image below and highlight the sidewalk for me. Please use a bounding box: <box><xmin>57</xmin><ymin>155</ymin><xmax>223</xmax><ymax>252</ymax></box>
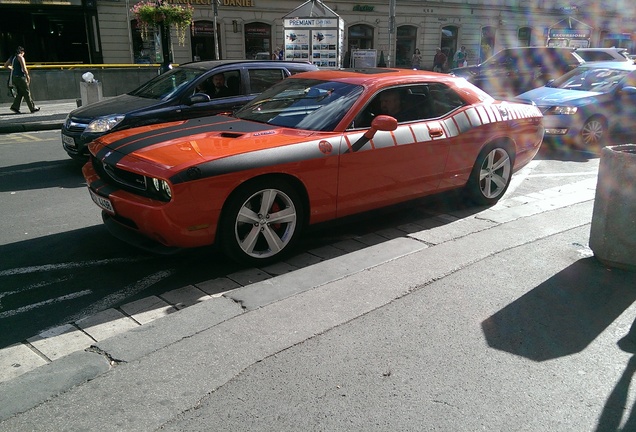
<box><xmin>0</xmin><ymin>99</ymin><xmax>77</xmax><ymax>133</ymax></box>
<box><xmin>3</xmin><ymin>172</ymin><xmax>635</xmax><ymax>430</ymax></box>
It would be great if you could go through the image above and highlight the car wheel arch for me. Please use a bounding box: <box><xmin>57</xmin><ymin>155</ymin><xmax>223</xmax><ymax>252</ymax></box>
<box><xmin>216</xmin><ymin>173</ymin><xmax>311</xmax><ymax>263</ymax></box>
<box><xmin>464</xmin><ymin>138</ymin><xmax>516</xmax><ymax>206</ymax></box>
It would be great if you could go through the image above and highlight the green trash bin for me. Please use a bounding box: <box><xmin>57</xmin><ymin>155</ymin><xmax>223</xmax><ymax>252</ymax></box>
<box><xmin>589</xmin><ymin>144</ymin><xmax>636</xmax><ymax>271</ymax></box>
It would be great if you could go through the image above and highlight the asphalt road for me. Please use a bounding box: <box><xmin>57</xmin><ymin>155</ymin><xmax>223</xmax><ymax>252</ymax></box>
<box><xmin>0</xmin><ymin>129</ymin><xmax>604</xmax><ymax>350</ymax></box>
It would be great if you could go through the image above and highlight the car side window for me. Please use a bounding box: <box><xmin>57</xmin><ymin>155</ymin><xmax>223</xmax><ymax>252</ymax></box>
<box><xmin>195</xmin><ymin>70</ymin><xmax>241</xmax><ymax>98</ymax></box>
<box><xmin>248</xmin><ymin>69</ymin><xmax>286</xmax><ymax>94</ymax></box>
<box><xmin>351</xmin><ymin>84</ymin><xmax>445</xmax><ymax>129</ymax></box>
<box><xmin>427</xmin><ymin>83</ymin><xmax>466</xmax><ymax>117</ymax></box>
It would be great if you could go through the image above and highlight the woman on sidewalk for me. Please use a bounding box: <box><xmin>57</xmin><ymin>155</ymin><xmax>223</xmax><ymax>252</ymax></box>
<box><xmin>4</xmin><ymin>46</ymin><xmax>40</xmax><ymax>114</ymax></box>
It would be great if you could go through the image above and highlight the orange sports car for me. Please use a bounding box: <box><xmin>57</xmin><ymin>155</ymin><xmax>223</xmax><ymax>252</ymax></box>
<box><xmin>83</xmin><ymin>68</ymin><xmax>544</xmax><ymax>265</ymax></box>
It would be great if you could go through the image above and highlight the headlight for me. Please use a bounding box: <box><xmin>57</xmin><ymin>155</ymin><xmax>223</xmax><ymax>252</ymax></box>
<box><xmin>85</xmin><ymin>115</ymin><xmax>125</xmax><ymax>133</ymax></box>
<box><xmin>148</xmin><ymin>177</ymin><xmax>172</xmax><ymax>202</ymax></box>
<box><xmin>547</xmin><ymin>106</ymin><xmax>578</xmax><ymax>115</ymax></box>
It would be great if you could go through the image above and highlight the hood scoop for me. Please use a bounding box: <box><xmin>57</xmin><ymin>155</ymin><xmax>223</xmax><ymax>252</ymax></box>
<box><xmin>220</xmin><ymin>132</ymin><xmax>244</xmax><ymax>139</ymax></box>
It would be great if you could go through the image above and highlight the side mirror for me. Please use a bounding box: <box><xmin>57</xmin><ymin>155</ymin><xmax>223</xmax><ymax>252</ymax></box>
<box><xmin>364</xmin><ymin>115</ymin><xmax>398</xmax><ymax>139</ymax></box>
<box><xmin>620</xmin><ymin>86</ymin><xmax>636</xmax><ymax>96</ymax></box>
<box><xmin>188</xmin><ymin>93</ymin><xmax>211</xmax><ymax>105</ymax></box>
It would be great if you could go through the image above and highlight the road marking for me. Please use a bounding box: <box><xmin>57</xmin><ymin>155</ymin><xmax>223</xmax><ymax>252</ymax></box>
<box><xmin>0</xmin><ymin>290</ymin><xmax>92</xmax><ymax>319</ymax></box>
<box><xmin>0</xmin><ymin>276</ymin><xmax>73</xmax><ymax>310</ymax></box>
<box><xmin>0</xmin><ymin>133</ymin><xmax>44</xmax><ymax>143</ymax></box>
<box><xmin>64</xmin><ymin>270</ymin><xmax>175</xmax><ymax>323</ymax></box>
<box><xmin>526</xmin><ymin>171</ymin><xmax>598</xmax><ymax>178</ymax></box>
<box><xmin>0</xmin><ymin>257</ymin><xmax>147</xmax><ymax>277</ymax></box>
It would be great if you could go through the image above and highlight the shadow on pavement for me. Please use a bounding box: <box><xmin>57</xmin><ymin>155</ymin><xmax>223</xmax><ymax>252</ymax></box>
<box><xmin>596</xmin><ymin>355</ymin><xmax>636</xmax><ymax>432</ymax></box>
<box><xmin>0</xmin><ymin>159</ymin><xmax>85</xmax><ymax>192</ymax></box>
<box><xmin>481</xmin><ymin>257</ymin><xmax>636</xmax><ymax>362</ymax></box>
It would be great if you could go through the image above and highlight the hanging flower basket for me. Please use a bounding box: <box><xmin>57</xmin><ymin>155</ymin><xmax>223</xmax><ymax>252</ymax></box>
<box><xmin>131</xmin><ymin>0</ymin><xmax>194</xmax><ymax>46</ymax></box>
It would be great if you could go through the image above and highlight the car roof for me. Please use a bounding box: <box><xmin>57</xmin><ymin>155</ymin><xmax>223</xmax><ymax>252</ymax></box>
<box><xmin>178</xmin><ymin>60</ymin><xmax>316</xmax><ymax>71</ymax></box>
<box><xmin>289</xmin><ymin>67</ymin><xmax>460</xmax><ymax>84</ymax></box>
<box><xmin>577</xmin><ymin>61</ymin><xmax>636</xmax><ymax>70</ymax></box>
<box><xmin>576</xmin><ymin>47</ymin><xmax>628</xmax><ymax>52</ymax></box>
<box><xmin>286</xmin><ymin>68</ymin><xmax>489</xmax><ymax>102</ymax></box>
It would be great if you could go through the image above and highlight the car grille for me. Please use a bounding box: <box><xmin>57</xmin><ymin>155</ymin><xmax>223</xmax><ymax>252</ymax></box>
<box><xmin>92</xmin><ymin>156</ymin><xmax>149</xmax><ymax>195</ymax></box>
<box><xmin>65</xmin><ymin>118</ymin><xmax>88</xmax><ymax>133</ymax></box>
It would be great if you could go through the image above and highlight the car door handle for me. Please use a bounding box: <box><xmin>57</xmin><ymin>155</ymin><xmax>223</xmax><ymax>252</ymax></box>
<box><xmin>429</xmin><ymin>126</ymin><xmax>444</xmax><ymax>138</ymax></box>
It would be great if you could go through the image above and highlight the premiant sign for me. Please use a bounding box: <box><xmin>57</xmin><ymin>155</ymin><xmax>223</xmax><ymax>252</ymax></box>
<box><xmin>285</xmin><ymin>18</ymin><xmax>338</xmax><ymax>28</ymax></box>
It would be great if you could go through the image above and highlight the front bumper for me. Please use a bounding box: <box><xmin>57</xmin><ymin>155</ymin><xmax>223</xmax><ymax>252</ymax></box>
<box><xmin>82</xmin><ymin>160</ymin><xmax>220</xmax><ymax>251</ymax></box>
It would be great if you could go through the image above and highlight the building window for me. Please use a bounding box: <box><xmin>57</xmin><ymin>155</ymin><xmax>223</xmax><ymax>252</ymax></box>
<box><xmin>131</xmin><ymin>20</ymin><xmax>159</xmax><ymax>64</ymax></box>
<box><xmin>518</xmin><ymin>27</ymin><xmax>532</xmax><ymax>47</ymax></box>
<box><xmin>396</xmin><ymin>25</ymin><xmax>417</xmax><ymax>68</ymax></box>
<box><xmin>347</xmin><ymin>24</ymin><xmax>374</xmax><ymax>65</ymax></box>
<box><xmin>191</xmin><ymin>20</ymin><xmax>220</xmax><ymax>61</ymax></box>
<box><xmin>480</xmin><ymin>26</ymin><xmax>496</xmax><ymax>63</ymax></box>
<box><xmin>244</xmin><ymin>22</ymin><xmax>272</xmax><ymax>60</ymax></box>
<box><xmin>441</xmin><ymin>25</ymin><xmax>459</xmax><ymax>69</ymax></box>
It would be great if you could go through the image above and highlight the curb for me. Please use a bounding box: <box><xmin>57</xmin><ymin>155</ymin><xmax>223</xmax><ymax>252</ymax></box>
<box><xmin>0</xmin><ymin>120</ymin><xmax>64</xmax><ymax>134</ymax></box>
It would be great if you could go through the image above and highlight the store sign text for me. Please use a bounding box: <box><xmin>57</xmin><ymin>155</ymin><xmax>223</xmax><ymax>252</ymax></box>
<box><xmin>353</xmin><ymin>5</ymin><xmax>373</xmax><ymax>12</ymax></box>
<box><xmin>285</xmin><ymin>18</ymin><xmax>337</xmax><ymax>28</ymax></box>
<box><xmin>223</xmin><ymin>0</ymin><xmax>255</xmax><ymax>6</ymax></box>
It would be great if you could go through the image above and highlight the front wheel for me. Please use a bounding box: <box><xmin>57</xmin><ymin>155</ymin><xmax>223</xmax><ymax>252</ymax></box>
<box><xmin>218</xmin><ymin>179</ymin><xmax>304</xmax><ymax>266</ymax></box>
<box><xmin>465</xmin><ymin>145</ymin><xmax>513</xmax><ymax>206</ymax></box>
<box><xmin>580</xmin><ymin>116</ymin><xmax>607</xmax><ymax>149</ymax></box>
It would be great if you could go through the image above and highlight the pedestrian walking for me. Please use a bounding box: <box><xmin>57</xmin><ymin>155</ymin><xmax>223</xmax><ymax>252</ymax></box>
<box><xmin>4</xmin><ymin>46</ymin><xmax>39</xmax><ymax>114</ymax></box>
<box><xmin>432</xmin><ymin>48</ymin><xmax>447</xmax><ymax>73</ymax></box>
<box><xmin>411</xmin><ymin>48</ymin><xmax>422</xmax><ymax>70</ymax></box>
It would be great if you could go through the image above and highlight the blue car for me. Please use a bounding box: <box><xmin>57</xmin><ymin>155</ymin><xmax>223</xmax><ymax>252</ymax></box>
<box><xmin>516</xmin><ymin>61</ymin><xmax>636</xmax><ymax>149</ymax></box>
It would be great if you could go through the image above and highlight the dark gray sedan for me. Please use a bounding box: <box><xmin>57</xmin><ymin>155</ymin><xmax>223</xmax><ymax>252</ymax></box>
<box><xmin>61</xmin><ymin>60</ymin><xmax>317</xmax><ymax>162</ymax></box>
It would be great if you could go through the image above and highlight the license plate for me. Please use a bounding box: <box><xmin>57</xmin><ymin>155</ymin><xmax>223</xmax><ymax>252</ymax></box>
<box><xmin>62</xmin><ymin>134</ymin><xmax>76</xmax><ymax>149</ymax></box>
<box><xmin>89</xmin><ymin>189</ymin><xmax>115</xmax><ymax>214</ymax></box>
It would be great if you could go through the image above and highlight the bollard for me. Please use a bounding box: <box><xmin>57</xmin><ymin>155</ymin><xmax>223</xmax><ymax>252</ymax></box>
<box><xmin>79</xmin><ymin>81</ymin><xmax>103</xmax><ymax>106</ymax></box>
<box><xmin>589</xmin><ymin>144</ymin><xmax>636</xmax><ymax>271</ymax></box>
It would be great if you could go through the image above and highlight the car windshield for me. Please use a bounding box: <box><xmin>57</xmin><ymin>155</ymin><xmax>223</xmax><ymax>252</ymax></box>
<box><xmin>234</xmin><ymin>78</ymin><xmax>364</xmax><ymax>131</ymax></box>
<box><xmin>128</xmin><ymin>68</ymin><xmax>205</xmax><ymax>100</ymax></box>
<box><xmin>549</xmin><ymin>67</ymin><xmax>630</xmax><ymax>92</ymax></box>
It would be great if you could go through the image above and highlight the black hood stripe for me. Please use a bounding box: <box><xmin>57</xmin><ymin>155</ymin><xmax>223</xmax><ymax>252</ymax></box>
<box><xmin>169</xmin><ymin>137</ymin><xmax>342</xmax><ymax>184</ymax></box>
<box><xmin>96</xmin><ymin>116</ymin><xmax>278</xmax><ymax>164</ymax></box>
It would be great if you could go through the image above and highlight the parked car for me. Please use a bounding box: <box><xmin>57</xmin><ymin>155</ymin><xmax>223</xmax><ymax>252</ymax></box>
<box><xmin>574</xmin><ymin>47</ymin><xmax>632</xmax><ymax>62</ymax></box>
<box><xmin>62</xmin><ymin>60</ymin><xmax>317</xmax><ymax>162</ymax></box>
<box><xmin>450</xmin><ymin>46</ymin><xmax>585</xmax><ymax>98</ymax></box>
<box><xmin>83</xmin><ymin>68</ymin><xmax>544</xmax><ymax>265</ymax></box>
<box><xmin>516</xmin><ymin>61</ymin><xmax>636</xmax><ymax>149</ymax></box>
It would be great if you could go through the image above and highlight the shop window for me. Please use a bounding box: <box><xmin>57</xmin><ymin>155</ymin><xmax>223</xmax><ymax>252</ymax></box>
<box><xmin>245</xmin><ymin>22</ymin><xmax>272</xmax><ymax>60</ymax></box>
<box><xmin>132</xmin><ymin>20</ymin><xmax>160</xmax><ymax>64</ymax></box>
<box><xmin>191</xmin><ymin>20</ymin><xmax>220</xmax><ymax>61</ymax></box>
<box><xmin>441</xmin><ymin>26</ymin><xmax>458</xmax><ymax>68</ymax></box>
<box><xmin>480</xmin><ymin>26</ymin><xmax>496</xmax><ymax>63</ymax></box>
<box><xmin>396</xmin><ymin>25</ymin><xmax>417</xmax><ymax>68</ymax></box>
<box><xmin>518</xmin><ymin>27</ymin><xmax>532</xmax><ymax>47</ymax></box>
<box><xmin>347</xmin><ymin>24</ymin><xmax>374</xmax><ymax>66</ymax></box>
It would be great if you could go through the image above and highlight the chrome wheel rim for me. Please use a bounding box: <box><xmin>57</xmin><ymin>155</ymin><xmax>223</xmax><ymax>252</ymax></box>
<box><xmin>234</xmin><ymin>188</ymin><xmax>297</xmax><ymax>259</ymax></box>
<box><xmin>581</xmin><ymin>119</ymin><xmax>604</xmax><ymax>146</ymax></box>
<box><xmin>479</xmin><ymin>148</ymin><xmax>511</xmax><ymax>199</ymax></box>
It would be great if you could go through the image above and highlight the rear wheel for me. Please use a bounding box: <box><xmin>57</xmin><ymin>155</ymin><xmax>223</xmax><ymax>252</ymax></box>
<box><xmin>219</xmin><ymin>179</ymin><xmax>304</xmax><ymax>266</ymax></box>
<box><xmin>465</xmin><ymin>144</ymin><xmax>513</xmax><ymax>206</ymax></box>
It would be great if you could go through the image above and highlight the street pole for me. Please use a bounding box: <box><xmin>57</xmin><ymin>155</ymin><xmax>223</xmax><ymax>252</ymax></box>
<box><xmin>388</xmin><ymin>0</ymin><xmax>396</xmax><ymax>67</ymax></box>
<box><xmin>213</xmin><ymin>0</ymin><xmax>220</xmax><ymax>60</ymax></box>
<box><xmin>159</xmin><ymin>22</ymin><xmax>172</xmax><ymax>72</ymax></box>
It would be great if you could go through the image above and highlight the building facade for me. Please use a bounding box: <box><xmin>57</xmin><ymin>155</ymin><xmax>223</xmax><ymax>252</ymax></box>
<box><xmin>1</xmin><ymin>0</ymin><xmax>634</xmax><ymax>70</ymax></box>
